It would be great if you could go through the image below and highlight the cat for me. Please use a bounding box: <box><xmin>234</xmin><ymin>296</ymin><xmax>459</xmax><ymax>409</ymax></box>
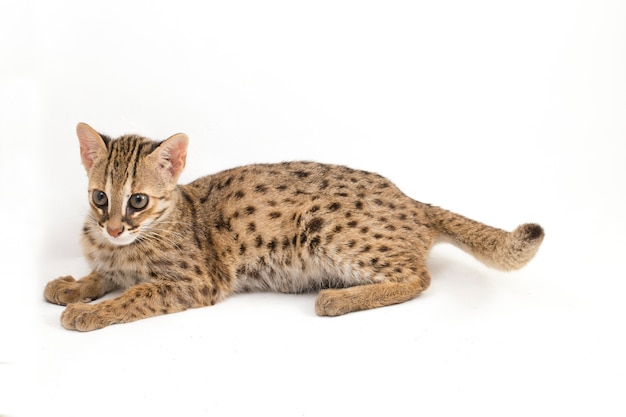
<box><xmin>44</xmin><ymin>123</ymin><xmax>544</xmax><ymax>331</ymax></box>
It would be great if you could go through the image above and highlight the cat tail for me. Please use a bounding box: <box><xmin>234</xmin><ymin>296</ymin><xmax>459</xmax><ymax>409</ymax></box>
<box><xmin>423</xmin><ymin>203</ymin><xmax>544</xmax><ymax>271</ymax></box>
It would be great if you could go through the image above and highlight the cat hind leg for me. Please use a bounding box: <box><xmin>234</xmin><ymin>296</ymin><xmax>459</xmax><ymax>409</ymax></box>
<box><xmin>314</xmin><ymin>264</ymin><xmax>431</xmax><ymax>316</ymax></box>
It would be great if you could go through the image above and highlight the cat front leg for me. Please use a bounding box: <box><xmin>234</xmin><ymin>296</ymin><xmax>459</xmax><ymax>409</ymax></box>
<box><xmin>60</xmin><ymin>280</ymin><xmax>222</xmax><ymax>331</ymax></box>
<box><xmin>44</xmin><ymin>272</ymin><xmax>117</xmax><ymax>305</ymax></box>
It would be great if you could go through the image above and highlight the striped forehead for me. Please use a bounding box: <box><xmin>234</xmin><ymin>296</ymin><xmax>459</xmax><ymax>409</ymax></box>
<box><xmin>104</xmin><ymin>135</ymin><xmax>161</xmax><ymax>186</ymax></box>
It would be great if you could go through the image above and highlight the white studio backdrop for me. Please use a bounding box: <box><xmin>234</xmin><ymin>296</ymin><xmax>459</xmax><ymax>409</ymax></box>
<box><xmin>1</xmin><ymin>1</ymin><xmax>625</xmax><ymax>416</ymax></box>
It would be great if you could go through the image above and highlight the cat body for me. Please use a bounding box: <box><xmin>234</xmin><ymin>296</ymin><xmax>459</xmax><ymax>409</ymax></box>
<box><xmin>45</xmin><ymin>123</ymin><xmax>544</xmax><ymax>331</ymax></box>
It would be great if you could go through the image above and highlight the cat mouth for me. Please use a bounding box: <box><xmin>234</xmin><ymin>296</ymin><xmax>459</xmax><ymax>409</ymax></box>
<box><xmin>104</xmin><ymin>231</ymin><xmax>138</xmax><ymax>246</ymax></box>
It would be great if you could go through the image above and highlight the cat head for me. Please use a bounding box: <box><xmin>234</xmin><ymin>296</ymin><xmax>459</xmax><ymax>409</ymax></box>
<box><xmin>77</xmin><ymin>122</ymin><xmax>188</xmax><ymax>246</ymax></box>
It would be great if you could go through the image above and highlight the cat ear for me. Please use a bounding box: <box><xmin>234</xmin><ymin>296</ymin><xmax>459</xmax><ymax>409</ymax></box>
<box><xmin>76</xmin><ymin>123</ymin><xmax>108</xmax><ymax>171</ymax></box>
<box><xmin>154</xmin><ymin>133</ymin><xmax>189</xmax><ymax>180</ymax></box>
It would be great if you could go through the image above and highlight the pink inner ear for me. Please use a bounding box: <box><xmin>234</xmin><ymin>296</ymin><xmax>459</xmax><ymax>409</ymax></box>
<box><xmin>77</xmin><ymin>123</ymin><xmax>106</xmax><ymax>171</ymax></box>
<box><xmin>161</xmin><ymin>134</ymin><xmax>188</xmax><ymax>178</ymax></box>
<box><xmin>79</xmin><ymin>145</ymin><xmax>95</xmax><ymax>170</ymax></box>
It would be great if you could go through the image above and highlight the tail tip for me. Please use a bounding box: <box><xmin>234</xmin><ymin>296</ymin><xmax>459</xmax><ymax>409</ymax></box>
<box><xmin>497</xmin><ymin>223</ymin><xmax>545</xmax><ymax>271</ymax></box>
<box><xmin>518</xmin><ymin>223</ymin><xmax>545</xmax><ymax>242</ymax></box>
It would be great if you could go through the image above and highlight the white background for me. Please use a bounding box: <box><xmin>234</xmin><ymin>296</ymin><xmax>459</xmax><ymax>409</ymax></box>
<box><xmin>1</xmin><ymin>0</ymin><xmax>625</xmax><ymax>416</ymax></box>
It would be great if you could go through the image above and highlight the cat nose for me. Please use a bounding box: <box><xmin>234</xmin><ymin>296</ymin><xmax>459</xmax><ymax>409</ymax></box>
<box><xmin>107</xmin><ymin>226</ymin><xmax>125</xmax><ymax>237</ymax></box>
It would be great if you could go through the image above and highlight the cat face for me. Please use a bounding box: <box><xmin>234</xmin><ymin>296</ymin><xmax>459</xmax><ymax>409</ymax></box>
<box><xmin>86</xmin><ymin>159</ymin><xmax>168</xmax><ymax>246</ymax></box>
<box><xmin>77</xmin><ymin>123</ymin><xmax>188</xmax><ymax>246</ymax></box>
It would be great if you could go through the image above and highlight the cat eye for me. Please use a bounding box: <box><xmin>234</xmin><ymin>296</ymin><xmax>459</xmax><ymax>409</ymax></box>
<box><xmin>92</xmin><ymin>190</ymin><xmax>108</xmax><ymax>208</ymax></box>
<box><xmin>129</xmin><ymin>193</ymin><xmax>149</xmax><ymax>211</ymax></box>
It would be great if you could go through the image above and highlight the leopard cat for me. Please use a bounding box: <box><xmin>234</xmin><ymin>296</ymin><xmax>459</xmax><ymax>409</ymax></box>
<box><xmin>44</xmin><ymin>123</ymin><xmax>545</xmax><ymax>331</ymax></box>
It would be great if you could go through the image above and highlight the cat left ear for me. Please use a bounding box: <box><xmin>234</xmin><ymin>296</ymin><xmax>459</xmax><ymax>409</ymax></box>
<box><xmin>155</xmin><ymin>133</ymin><xmax>189</xmax><ymax>180</ymax></box>
<box><xmin>76</xmin><ymin>123</ymin><xmax>108</xmax><ymax>172</ymax></box>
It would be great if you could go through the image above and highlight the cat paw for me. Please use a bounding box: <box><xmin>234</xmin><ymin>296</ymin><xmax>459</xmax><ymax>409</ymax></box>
<box><xmin>61</xmin><ymin>303</ymin><xmax>107</xmax><ymax>332</ymax></box>
<box><xmin>45</xmin><ymin>276</ymin><xmax>92</xmax><ymax>305</ymax></box>
<box><xmin>315</xmin><ymin>289</ymin><xmax>352</xmax><ymax>317</ymax></box>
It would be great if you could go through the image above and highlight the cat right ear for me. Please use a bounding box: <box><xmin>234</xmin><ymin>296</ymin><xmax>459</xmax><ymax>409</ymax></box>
<box><xmin>76</xmin><ymin>122</ymin><xmax>107</xmax><ymax>171</ymax></box>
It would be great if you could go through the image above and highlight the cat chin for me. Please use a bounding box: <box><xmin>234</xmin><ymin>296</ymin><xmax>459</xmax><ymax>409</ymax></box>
<box><xmin>104</xmin><ymin>233</ymin><xmax>138</xmax><ymax>246</ymax></box>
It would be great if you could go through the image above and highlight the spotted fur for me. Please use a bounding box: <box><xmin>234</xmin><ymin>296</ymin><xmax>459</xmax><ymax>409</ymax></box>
<box><xmin>44</xmin><ymin>123</ymin><xmax>544</xmax><ymax>331</ymax></box>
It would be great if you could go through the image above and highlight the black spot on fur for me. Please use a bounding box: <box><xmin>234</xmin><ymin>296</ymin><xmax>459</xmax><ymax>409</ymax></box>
<box><xmin>239</xmin><ymin>244</ymin><xmax>247</xmax><ymax>255</ymax></box>
<box><xmin>378</xmin><ymin>245</ymin><xmax>390</xmax><ymax>252</ymax></box>
<box><xmin>214</xmin><ymin>212</ymin><xmax>231</xmax><ymax>231</ymax></box>
<box><xmin>310</xmin><ymin>205</ymin><xmax>320</xmax><ymax>213</ymax></box>
<box><xmin>247</xmin><ymin>222</ymin><xmax>256</xmax><ymax>232</ymax></box>
<box><xmin>201</xmin><ymin>285</ymin><xmax>211</xmax><ymax>297</ymax></box>
<box><xmin>255</xmin><ymin>184</ymin><xmax>268</xmax><ymax>193</ymax></box>
<box><xmin>267</xmin><ymin>239</ymin><xmax>277</xmax><ymax>252</ymax></box>
<box><xmin>218</xmin><ymin>177</ymin><xmax>233</xmax><ymax>190</ymax></box>
<box><xmin>255</xmin><ymin>235</ymin><xmax>264</xmax><ymax>247</ymax></box>
<box><xmin>355</xmin><ymin>201</ymin><xmax>363</xmax><ymax>210</ymax></box>
<box><xmin>320</xmin><ymin>180</ymin><xmax>329</xmax><ymax>189</ymax></box>
<box><xmin>276</xmin><ymin>184</ymin><xmax>288</xmax><ymax>191</ymax></box>
<box><xmin>245</xmin><ymin>206</ymin><xmax>256</xmax><ymax>215</ymax></box>
<box><xmin>328</xmin><ymin>202</ymin><xmax>341</xmax><ymax>211</ymax></box>
<box><xmin>293</xmin><ymin>170</ymin><xmax>310</xmax><ymax>178</ymax></box>
<box><xmin>307</xmin><ymin>217</ymin><xmax>324</xmax><ymax>234</ymax></box>
<box><xmin>308</xmin><ymin>236</ymin><xmax>321</xmax><ymax>254</ymax></box>
<box><xmin>373</xmin><ymin>199</ymin><xmax>383</xmax><ymax>206</ymax></box>
<box><xmin>269</xmin><ymin>212</ymin><xmax>282</xmax><ymax>219</ymax></box>
<box><xmin>347</xmin><ymin>220</ymin><xmax>358</xmax><ymax>228</ymax></box>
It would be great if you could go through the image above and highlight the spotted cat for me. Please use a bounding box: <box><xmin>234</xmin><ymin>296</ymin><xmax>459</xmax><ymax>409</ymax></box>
<box><xmin>44</xmin><ymin>123</ymin><xmax>544</xmax><ymax>331</ymax></box>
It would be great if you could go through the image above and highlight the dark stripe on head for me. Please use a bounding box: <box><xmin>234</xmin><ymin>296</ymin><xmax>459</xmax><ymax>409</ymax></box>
<box><xmin>131</xmin><ymin>140</ymin><xmax>154</xmax><ymax>187</ymax></box>
<box><xmin>104</xmin><ymin>141</ymin><xmax>116</xmax><ymax>180</ymax></box>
